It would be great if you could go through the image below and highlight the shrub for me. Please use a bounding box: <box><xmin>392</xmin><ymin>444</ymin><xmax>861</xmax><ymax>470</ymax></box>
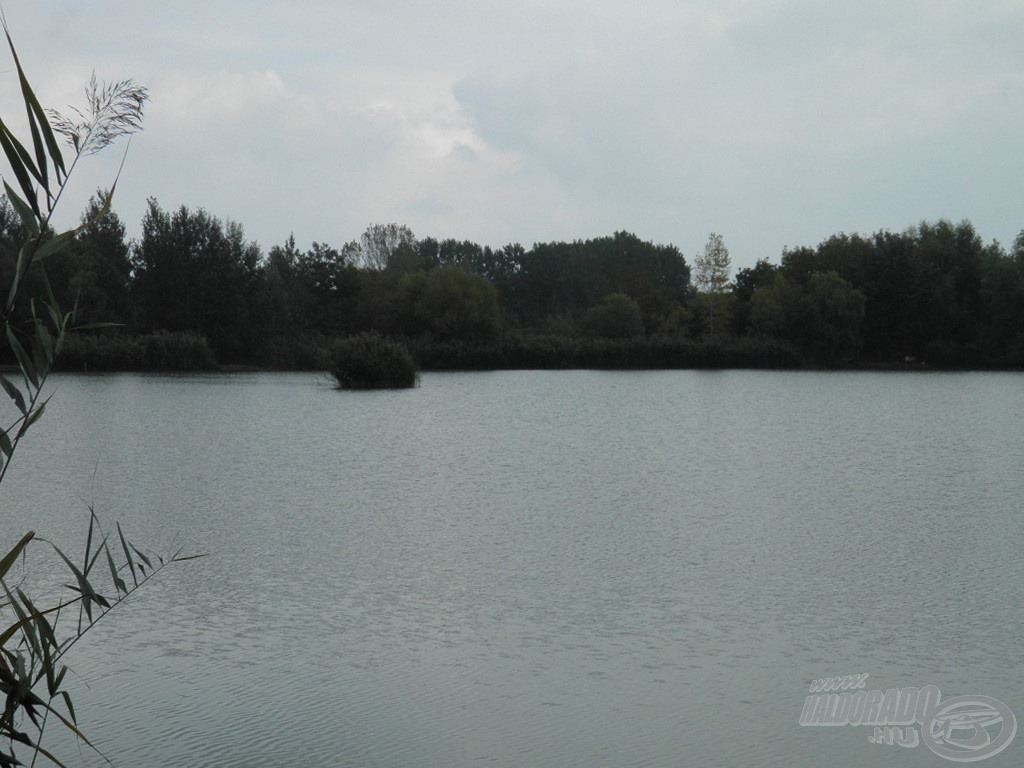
<box><xmin>583</xmin><ymin>293</ymin><xmax>645</xmax><ymax>339</ymax></box>
<box><xmin>403</xmin><ymin>333</ymin><xmax>803</xmax><ymax>371</ymax></box>
<box><xmin>57</xmin><ymin>331</ymin><xmax>218</xmax><ymax>371</ymax></box>
<box><xmin>327</xmin><ymin>333</ymin><xmax>418</xmax><ymax>389</ymax></box>
<box><xmin>139</xmin><ymin>330</ymin><xmax>218</xmax><ymax>370</ymax></box>
<box><xmin>256</xmin><ymin>333</ymin><xmax>332</xmax><ymax>370</ymax></box>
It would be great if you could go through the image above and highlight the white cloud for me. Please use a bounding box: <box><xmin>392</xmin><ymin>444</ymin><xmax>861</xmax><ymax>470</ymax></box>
<box><xmin>0</xmin><ymin>0</ymin><xmax>1021</xmax><ymax>264</ymax></box>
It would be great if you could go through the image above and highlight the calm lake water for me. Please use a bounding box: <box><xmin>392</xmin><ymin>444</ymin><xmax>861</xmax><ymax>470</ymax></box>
<box><xmin>2</xmin><ymin>370</ymin><xmax>1022</xmax><ymax>767</ymax></box>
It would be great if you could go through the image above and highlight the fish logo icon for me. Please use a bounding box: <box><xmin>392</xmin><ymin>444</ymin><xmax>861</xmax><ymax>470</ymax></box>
<box><xmin>921</xmin><ymin>696</ymin><xmax>1017</xmax><ymax>762</ymax></box>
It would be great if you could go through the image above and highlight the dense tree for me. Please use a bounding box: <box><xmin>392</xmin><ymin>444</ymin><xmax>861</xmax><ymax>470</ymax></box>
<box><xmin>486</xmin><ymin>243</ymin><xmax>525</xmax><ymax>288</ymax></box>
<box><xmin>910</xmin><ymin>220</ymin><xmax>984</xmax><ymax>359</ymax></box>
<box><xmin>813</xmin><ymin>233</ymin><xmax>875</xmax><ymax>283</ymax></box>
<box><xmin>831</xmin><ymin>222</ymin><xmax>984</xmax><ymax>361</ymax></box>
<box><xmin>251</xmin><ymin>235</ymin><xmax>363</xmax><ymax>345</ymax></box>
<box><xmin>5</xmin><ymin>192</ymin><xmax>1011</xmax><ymax>369</ymax></box>
<box><xmin>779</xmin><ymin>245</ymin><xmax>821</xmax><ymax>284</ymax></box>
<box><xmin>131</xmin><ymin>200</ymin><xmax>261</xmax><ymax>360</ymax></box>
<box><xmin>397</xmin><ymin>266</ymin><xmax>501</xmax><ymax>341</ymax></box>
<box><xmin>423</xmin><ymin>238</ymin><xmax>523</xmax><ymax>289</ymax></box>
<box><xmin>437</xmin><ymin>238</ymin><xmax>483</xmax><ymax>271</ymax></box>
<box><xmin>588</xmin><ymin>231</ymin><xmax>691</xmax><ymax>333</ymax></box>
<box><xmin>297</xmin><ymin>241</ymin><xmax>361</xmax><ymax>333</ymax></box>
<box><xmin>850</xmin><ymin>231</ymin><xmax>917</xmax><ymax>359</ymax></box>
<box><xmin>57</xmin><ymin>191</ymin><xmax>134</xmax><ymax>326</ymax></box>
<box><xmin>731</xmin><ymin>258</ymin><xmax>777</xmax><ymax>334</ymax></box>
<box><xmin>748</xmin><ymin>273</ymin><xmax>793</xmax><ymax>339</ymax></box>
<box><xmin>417</xmin><ymin>236</ymin><xmax>442</xmax><ymax>271</ymax></box>
<box><xmin>978</xmin><ymin>237</ymin><xmax>1024</xmax><ymax>362</ymax></box>
<box><xmin>256</xmin><ymin>235</ymin><xmax>305</xmax><ymax>341</ymax></box>
<box><xmin>503</xmin><ymin>239</ymin><xmax>589</xmax><ymax>325</ymax></box>
<box><xmin>502</xmin><ymin>231</ymin><xmax>689</xmax><ymax>332</ymax></box>
<box><xmin>750</xmin><ymin>271</ymin><xmax>864</xmax><ymax>363</ymax></box>
<box><xmin>773</xmin><ymin>221</ymin><xmax>990</xmax><ymax>363</ymax></box>
<box><xmin>583</xmin><ymin>293</ymin><xmax>645</xmax><ymax>339</ymax></box>
<box><xmin>794</xmin><ymin>272</ymin><xmax>866</xmax><ymax>363</ymax></box>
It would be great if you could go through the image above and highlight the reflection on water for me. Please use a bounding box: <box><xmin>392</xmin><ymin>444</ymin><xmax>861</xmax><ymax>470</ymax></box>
<box><xmin>3</xmin><ymin>370</ymin><xmax>1023</xmax><ymax>767</ymax></box>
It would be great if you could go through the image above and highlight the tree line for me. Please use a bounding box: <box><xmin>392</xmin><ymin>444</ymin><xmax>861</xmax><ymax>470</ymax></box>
<box><xmin>2</xmin><ymin>192</ymin><xmax>1022</xmax><ymax>370</ymax></box>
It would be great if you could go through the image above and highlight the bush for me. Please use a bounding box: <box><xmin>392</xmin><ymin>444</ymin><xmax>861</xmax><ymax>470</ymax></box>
<box><xmin>57</xmin><ymin>331</ymin><xmax>219</xmax><ymax>371</ymax></box>
<box><xmin>583</xmin><ymin>293</ymin><xmax>645</xmax><ymax>339</ymax></box>
<box><xmin>327</xmin><ymin>333</ymin><xmax>418</xmax><ymax>389</ymax></box>
<box><xmin>404</xmin><ymin>337</ymin><xmax>506</xmax><ymax>370</ymax></box>
<box><xmin>256</xmin><ymin>333</ymin><xmax>333</xmax><ymax>370</ymax></box>
<box><xmin>403</xmin><ymin>333</ymin><xmax>803</xmax><ymax>371</ymax></box>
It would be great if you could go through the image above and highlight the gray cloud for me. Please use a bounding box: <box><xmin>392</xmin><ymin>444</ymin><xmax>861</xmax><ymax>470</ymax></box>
<box><xmin>2</xmin><ymin>0</ymin><xmax>1021</xmax><ymax>267</ymax></box>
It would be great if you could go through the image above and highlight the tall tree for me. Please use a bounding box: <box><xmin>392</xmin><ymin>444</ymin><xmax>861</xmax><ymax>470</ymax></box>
<box><xmin>256</xmin><ymin>234</ymin><xmax>306</xmax><ymax>341</ymax></box>
<box><xmin>978</xmin><ymin>237</ymin><xmax>1024</xmax><ymax>363</ymax></box>
<box><xmin>731</xmin><ymin>258</ymin><xmax>777</xmax><ymax>334</ymax></box>
<box><xmin>72</xmin><ymin>192</ymin><xmax>133</xmax><ymax>325</ymax></box>
<box><xmin>502</xmin><ymin>232</ymin><xmax>689</xmax><ymax>331</ymax></box>
<box><xmin>295</xmin><ymin>240</ymin><xmax>360</xmax><ymax>334</ymax></box>
<box><xmin>355</xmin><ymin>223</ymin><xmax>417</xmax><ymax>271</ymax></box>
<box><xmin>131</xmin><ymin>200</ymin><xmax>262</xmax><ymax>360</ymax></box>
<box><xmin>693</xmin><ymin>232</ymin><xmax>731</xmax><ymax>335</ymax></box>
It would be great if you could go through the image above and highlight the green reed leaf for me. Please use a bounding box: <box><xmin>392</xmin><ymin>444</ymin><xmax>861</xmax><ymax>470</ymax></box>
<box><xmin>31</xmin><ymin>230</ymin><xmax>75</xmax><ymax>264</ymax></box>
<box><xmin>0</xmin><ymin>374</ymin><xmax>26</xmax><ymax>414</ymax></box>
<box><xmin>5</xmin><ymin>328</ymin><xmax>37</xmax><ymax>388</ymax></box>
<box><xmin>0</xmin><ymin>532</ymin><xmax>34</xmax><ymax>581</ymax></box>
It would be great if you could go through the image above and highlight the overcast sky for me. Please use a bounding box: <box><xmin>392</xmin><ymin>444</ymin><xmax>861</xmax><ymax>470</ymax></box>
<box><xmin>2</xmin><ymin>1</ymin><xmax>1022</xmax><ymax>269</ymax></box>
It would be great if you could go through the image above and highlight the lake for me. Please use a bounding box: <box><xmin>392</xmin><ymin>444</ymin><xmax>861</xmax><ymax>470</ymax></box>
<box><xmin>2</xmin><ymin>370</ymin><xmax>1022</xmax><ymax>767</ymax></box>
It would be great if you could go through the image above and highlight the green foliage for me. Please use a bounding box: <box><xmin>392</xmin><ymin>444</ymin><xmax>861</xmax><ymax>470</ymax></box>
<box><xmin>255</xmin><ymin>332</ymin><xmax>333</xmax><ymax>370</ymax></box>
<box><xmin>405</xmin><ymin>333</ymin><xmax>801</xmax><ymax>371</ymax></box>
<box><xmin>583</xmin><ymin>293</ymin><xmax>644</xmax><ymax>339</ymax></box>
<box><xmin>0</xmin><ymin>24</ymin><xmax>198</xmax><ymax>766</ymax></box>
<box><xmin>978</xmin><ymin>241</ymin><xmax>1024</xmax><ymax>365</ymax></box>
<box><xmin>61</xmin><ymin>192</ymin><xmax>133</xmax><ymax>326</ymax></box>
<box><xmin>503</xmin><ymin>231</ymin><xmax>690</xmax><ymax>330</ymax></box>
<box><xmin>750</xmin><ymin>271</ymin><xmax>865</xmax><ymax>364</ymax></box>
<box><xmin>327</xmin><ymin>332</ymin><xmax>418</xmax><ymax>389</ymax></box>
<box><xmin>794</xmin><ymin>272</ymin><xmax>866</xmax><ymax>363</ymax></box>
<box><xmin>0</xmin><ymin>161</ymin><xmax>1016</xmax><ymax>371</ymax></box>
<box><xmin>405</xmin><ymin>336</ymin><xmax>511</xmax><ymax>370</ymax></box>
<box><xmin>772</xmin><ymin>220</ymin><xmax>1006</xmax><ymax>364</ymax></box>
<box><xmin>730</xmin><ymin>258</ymin><xmax>777</xmax><ymax>334</ymax></box>
<box><xmin>131</xmin><ymin>199</ymin><xmax>262</xmax><ymax>361</ymax></box>
<box><xmin>1</xmin><ymin>517</ymin><xmax>201</xmax><ymax>767</ymax></box>
<box><xmin>24</xmin><ymin>185</ymin><xmax>1020</xmax><ymax>370</ymax></box>
<box><xmin>748</xmin><ymin>273</ymin><xmax>793</xmax><ymax>339</ymax></box>
<box><xmin>693</xmin><ymin>232</ymin><xmax>731</xmax><ymax>336</ymax></box>
<box><xmin>14</xmin><ymin>200</ymin><xmax>1021</xmax><ymax>370</ymax></box>
<box><xmin>57</xmin><ymin>330</ymin><xmax>217</xmax><ymax>371</ymax></box>
<box><xmin>397</xmin><ymin>267</ymin><xmax>502</xmax><ymax>342</ymax></box>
